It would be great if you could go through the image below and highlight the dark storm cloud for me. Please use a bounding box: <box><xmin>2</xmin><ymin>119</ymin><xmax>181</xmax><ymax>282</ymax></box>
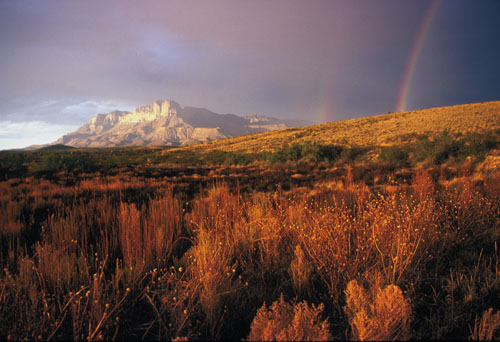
<box><xmin>1</xmin><ymin>0</ymin><xmax>500</xmax><ymax>149</ymax></box>
<box><xmin>0</xmin><ymin>1</ymin><xmax>419</xmax><ymax>121</ymax></box>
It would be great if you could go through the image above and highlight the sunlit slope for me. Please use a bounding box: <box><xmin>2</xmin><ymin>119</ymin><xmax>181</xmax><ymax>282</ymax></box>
<box><xmin>170</xmin><ymin>101</ymin><xmax>500</xmax><ymax>153</ymax></box>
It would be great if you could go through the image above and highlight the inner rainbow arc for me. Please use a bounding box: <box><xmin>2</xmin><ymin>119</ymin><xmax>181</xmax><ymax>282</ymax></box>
<box><xmin>395</xmin><ymin>0</ymin><xmax>440</xmax><ymax>113</ymax></box>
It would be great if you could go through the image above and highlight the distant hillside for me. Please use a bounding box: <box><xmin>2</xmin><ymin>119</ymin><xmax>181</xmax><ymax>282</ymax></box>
<box><xmin>38</xmin><ymin>144</ymin><xmax>75</xmax><ymax>151</ymax></box>
<box><xmin>56</xmin><ymin>100</ymin><xmax>311</xmax><ymax>148</ymax></box>
<box><xmin>173</xmin><ymin>101</ymin><xmax>500</xmax><ymax>153</ymax></box>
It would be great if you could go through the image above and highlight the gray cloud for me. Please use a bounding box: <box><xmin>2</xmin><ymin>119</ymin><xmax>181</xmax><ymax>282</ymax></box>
<box><xmin>0</xmin><ymin>0</ymin><xmax>499</xmax><ymax>140</ymax></box>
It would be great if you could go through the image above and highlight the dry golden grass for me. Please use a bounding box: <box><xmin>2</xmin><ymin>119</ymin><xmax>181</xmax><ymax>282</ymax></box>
<box><xmin>471</xmin><ymin>308</ymin><xmax>500</xmax><ymax>341</ymax></box>
<box><xmin>289</xmin><ymin>245</ymin><xmax>313</xmax><ymax>297</ymax></box>
<box><xmin>168</xmin><ymin>101</ymin><xmax>500</xmax><ymax>153</ymax></box>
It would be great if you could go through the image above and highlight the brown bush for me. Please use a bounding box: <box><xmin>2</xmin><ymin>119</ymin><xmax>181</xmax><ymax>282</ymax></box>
<box><xmin>345</xmin><ymin>279</ymin><xmax>412</xmax><ymax>341</ymax></box>
<box><xmin>247</xmin><ymin>295</ymin><xmax>331</xmax><ymax>341</ymax></box>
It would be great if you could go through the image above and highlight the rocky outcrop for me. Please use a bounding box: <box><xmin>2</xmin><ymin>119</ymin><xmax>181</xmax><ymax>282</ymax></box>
<box><xmin>56</xmin><ymin>100</ymin><xmax>310</xmax><ymax>147</ymax></box>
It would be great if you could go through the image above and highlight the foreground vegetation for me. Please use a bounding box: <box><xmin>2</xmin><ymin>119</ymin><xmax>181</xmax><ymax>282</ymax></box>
<box><xmin>1</xmin><ymin>156</ymin><xmax>500</xmax><ymax>340</ymax></box>
<box><xmin>1</xmin><ymin>101</ymin><xmax>499</xmax><ymax>340</ymax></box>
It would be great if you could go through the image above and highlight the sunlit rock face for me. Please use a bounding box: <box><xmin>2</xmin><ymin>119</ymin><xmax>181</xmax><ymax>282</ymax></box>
<box><xmin>119</xmin><ymin>100</ymin><xmax>181</xmax><ymax>123</ymax></box>
<box><xmin>56</xmin><ymin>99</ymin><xmax>310</xmax><ymax>147</ymax></box>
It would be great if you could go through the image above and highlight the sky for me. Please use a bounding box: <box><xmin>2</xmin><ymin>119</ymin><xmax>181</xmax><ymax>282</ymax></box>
<box><xmin>1</xmin><ymin>0</ymin><xmax>500</xmax><ymax>149</ymax></box>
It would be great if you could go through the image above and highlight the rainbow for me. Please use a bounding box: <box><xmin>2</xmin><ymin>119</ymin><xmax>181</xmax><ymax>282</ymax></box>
<box><xmin>395</xmin><ymin>0</ymin><xmax>440</xmax><ymax>113</ymax></box>
<box><xmin>315</xmin><ymin>84</ymin><xmax>335</xmax><ymax>124</ymax></box>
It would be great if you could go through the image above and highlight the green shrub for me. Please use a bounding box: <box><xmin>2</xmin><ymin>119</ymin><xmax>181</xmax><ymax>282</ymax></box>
<box><xmin>0</xmin><ymin>151</ymin><xmax>28</xmax><ymax>179</ymax></box>
<box><xmin>379</xmin><ymin>146</ymin><xmax>410</xmax><ymax>167</ymax></box>
<box><xmin>34</xmin><ymin>151</ymin><xmax>97</xmax><ymax>172</ymax></box>
<box><xmin>461</xmin><ymin>132</ymin><xmax>498</xmax><ymax>157</ymax></box>
<box><xmin>411</xmin><ymin>131</ymin><xmax>499</xmax><ymax>165</ymax></box>
<box><xmin>265</xmin><ymin>142</ymin><xmax>344</xmax><ymax>164</ymax></box>
<box><xmin>340</xmin><ymin>147</ymin><xmax>367</xmax><ymax>163</ymax></box>
<box><xmin>223</xmin><ymin>151</ymin><xmax>258</xmax><ymax>165</ymax></box>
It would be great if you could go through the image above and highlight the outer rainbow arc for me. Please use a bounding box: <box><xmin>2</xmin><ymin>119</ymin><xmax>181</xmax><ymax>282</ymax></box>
<box><xmin>395</xmin><ymin>0</ymin><xmax>440</xmax><ymax>113</ymax></box>
<box><xmin>315</xmin><ymin>78</ymin><xmax>336</xmax><ymax>124</ymax></box>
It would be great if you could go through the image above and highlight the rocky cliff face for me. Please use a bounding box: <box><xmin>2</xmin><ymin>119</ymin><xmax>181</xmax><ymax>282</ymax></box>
<box><xmin>56</xmin><ymin>100</ymin><xmax>310</xmax><ymax>147</ymax></box>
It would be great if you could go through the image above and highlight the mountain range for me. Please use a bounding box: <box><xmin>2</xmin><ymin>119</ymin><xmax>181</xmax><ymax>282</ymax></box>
<box><xmin>55</xmin><ymin>100</ymin><xmax>310</xmax><ymax>148</ymax></box>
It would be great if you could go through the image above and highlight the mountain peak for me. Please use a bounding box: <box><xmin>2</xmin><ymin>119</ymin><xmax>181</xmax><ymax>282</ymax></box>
<box><xmin>124</xmin><ymin>99</ymin><xmax>181</xmax><ymax>123</ymax></box>
<box><xmin>244</xmin><ymin>113</ymin><xmax>272</xmax><ymax>123</ymax></box>
<box><xmin>56</xmin><ymin>99</ymin><xmax>311</xmax><ymax>147</ymax></box>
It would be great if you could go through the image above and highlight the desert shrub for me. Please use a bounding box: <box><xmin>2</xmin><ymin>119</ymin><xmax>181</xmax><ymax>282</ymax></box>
<box><xmin>293</xmin><ymin>181</ymin><xmax>436</xmax><ymax>306</ymax></box>
<box><xmin>0</xmin><ymin>199</ymin><xmax>23</xmax><ymax>235</ymax></box>
<box><xmin>435</xmin><ymin>259</ymin><xmax>500</xmax><ymax>339</ymax></box>
<box><xmin>0</xmin><ymin>256</ymin><xmax>60</xmax><ymax>340</ymax></box>
<box><xmin>411</xmin><ymin>131</ymin><xmax>470</xmax><ymax>165</ymax></box>
<box><xmin>417</xmin><ymin>249</ymin><xmax>500</xmax><ymax>340</ymax></box>
<box><xmin>301</xmin><ymin>142</ymin><xmax>343</xmax><ymax>163</ymax></box>
<box><xmin>34</xmin><ymin>242</ymin><xmax>89</xmax><ymax>294</ymax></box>
<box><xmin>201</xmin><ymin>150</ymin><xmax>228</xmax><ymax>164</ymax></box>
<box><xmin>431</xmin><ymin>142</ymin><xmax>460</xmax><ymax>165</ymax></box>
<box><xmin>340</xmin><ymin>146</ymin><xmax>367</xmax><ymax>163</ymax></box>
<box><xmin>67</xmin><ymin>262</ymin><xmax>131</xmax><ymax>341</ymax></box>
<box><xmin>348</xmin><ymin>130</ymin><xmax>497</xmax><ymax>169</ymax></box>
<box><xmin>185</xmin><ymin>185</ymin><xmax>295</xmax><ymax>338</ymax></box>
<box><xmin>162</xmin><ymin>150</ymin><xmax>200</xmax><ymax>165</ymax></box>
<box><xmin>292</xmin><ymin>192</ymin><xmax>372</xmax><ymax>303</ymax></box>
<box><xmin>141</xmin><ymin>265</ymin><xmax>200</xmax><ymax>340</ymax></box>
<box><xmin>34</xmin><ymin>151</ymin><xmax>98</xmax><ymax>173</ymax></box>
<box><xmin>223</xmin><ymin>151</ymin><xmax>258</xmax><ymax>165</ymax></box>
<box><xmin>266</xmin><ymin>144</ymin><xmax>300</xmax><ymax>163</ymax></box>
<box><xmin>0</xmin><ymin>152</ymin><xmax>28</xmax><ymax>180</ymax></box>
<box><xmin>185</xmin><ymin>185</ymin><xmax>251</xmax><ymax>338</ymax></box>
<box><xmin>379</xmin><ymin>146</ymin><xmax>410</xmax><ymax>167</ymax></box>
<box><xmin>438</xmin><ymin>178</ymin><xmax>496</xmax><ymax>247</ymax></box>
<box><xmin>345</xmin><ymin>279</ymin><xmax>412</xmax><ymax>341</ymax></box>
<box><xmin>408</xmin><ymin>176</ymin><xmax>500</xmax><ymax>339</ymax></box>
<box><xmin>185</xmin><ymin>229</ymin><xmax>241</xmax><ymax>338</ymax></box>
<box><xmin>265</xmin><ymin>142</ymin><xmax>344</xmax><ymax>164</ymax></box>
<box><xmin>412</xmin><ymin>168</ymin><xmax>435</xmax><ymax>202</ymax></box>
<box><xmin>144</xmin><ymin>194</ymin><xmax>184</xmax><ymax>263</ymax></box>
<box><xmin>164</xmin><ymin>149</ymin><xmax>260</xmax><ymax>166</ymax></box>
<box><xmin>0</xmin><ymin>253</ymin><xmax>129</xmax><ymax>341</ymax></box>
<box><xmin>462</xmin><ymin>132</ymin><xmax>498</xmax><ymax>156</ymax></box>
<box><xmin>117</xmin><ymin>194</ymin><xmax>183</xmax><ymax>285</ymax></box>
<box><xmin>247</xmin><ymin>295</ymin><xmax>331</xmax><ymax>341</ymax></box>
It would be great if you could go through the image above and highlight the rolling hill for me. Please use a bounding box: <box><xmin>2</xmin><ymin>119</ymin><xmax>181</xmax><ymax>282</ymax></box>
<box><xmin>170</xmin><ymin>101</ymin><xmax>500</xmax><ymax>154</ymax></box>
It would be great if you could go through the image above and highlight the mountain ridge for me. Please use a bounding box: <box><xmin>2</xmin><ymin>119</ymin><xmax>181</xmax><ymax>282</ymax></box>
<box><xmin>56</xmin><ymin>100</ymin><xmax>311</xmax><ymax>148</ymax></box>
